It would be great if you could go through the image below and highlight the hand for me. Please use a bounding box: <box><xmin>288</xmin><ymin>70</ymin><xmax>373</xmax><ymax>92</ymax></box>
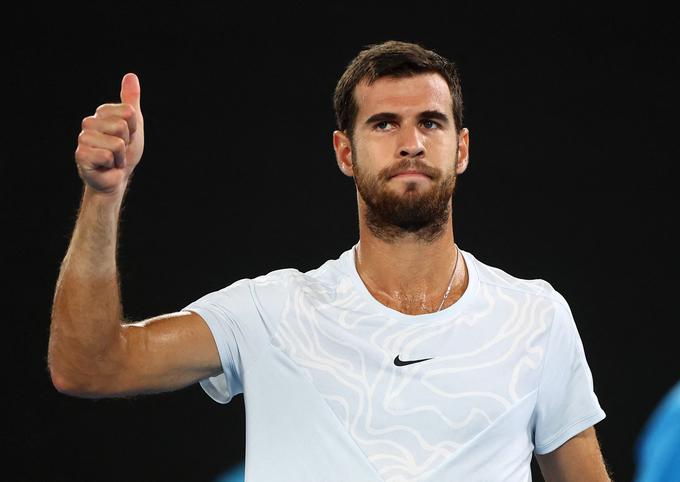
<box><xmin>75</xmin><ymin>73</ymin><xmax>145</xmax><ymax>195</ymax></box>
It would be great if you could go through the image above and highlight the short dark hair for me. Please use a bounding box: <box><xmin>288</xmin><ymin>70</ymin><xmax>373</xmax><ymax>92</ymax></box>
<box><xmin>333</xmin><ymin>40</ymin><xmax>464</xmax><ymax>139</ymax></box>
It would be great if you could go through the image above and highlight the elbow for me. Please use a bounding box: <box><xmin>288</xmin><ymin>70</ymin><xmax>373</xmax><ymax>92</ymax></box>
<box><xmin>49</xmin><ymin>367</ymin><xmax>115</xmax><ymax>399</ymax></box>
<box><xmin>47</xmin><ymin>342</ymin><xmax>86</xmax><ymax>396</ymax></box>
<box><xmin>48</xmin><ymin>363</ymin><xmax>96</xmax><ymax>398</ymax></box>
<box><xmin>47</xmin><ymin>355</ymin><xmax>111</xmax><ymax>399</ymax></box>
<box><xmin>49</xmin><ymin>368</ymin><xmax>81</xmax><ymax>396</ymax></box>
<box><xmin>47</xmin><ymin>327</ymin><xmax>127</xmax><ymax>398</ymax></box>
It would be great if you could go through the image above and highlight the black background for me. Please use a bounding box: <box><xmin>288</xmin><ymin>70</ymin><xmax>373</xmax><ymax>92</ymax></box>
<box><xmin>5</xmin><ymin>3</ymin><xmax>677</xmax><ymax>481</ymax></box>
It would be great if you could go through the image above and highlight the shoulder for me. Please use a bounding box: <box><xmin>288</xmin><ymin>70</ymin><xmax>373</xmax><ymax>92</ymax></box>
<box><xmin>186</xmin><ymin>268</ymin><xmax>302</xmax><ymax>310</ymax></box>
<box><xmin>244</xmin><ymin>251</ymin><xmax>350</xmax><ymax>300</ymax></box>
<box><xmin>251</xmin><ymin>267</ymin><xmax>303</xmax><ymax>288</ymax></box>
<box><xmin>196</xmin><ymin>248</ymin><xmax>351</xmax><ymax>305</ymax></box>
<box><xmin>467</xmin><ymin>250</ymin><xmax>570</xmax><ymax>312</ymax></box>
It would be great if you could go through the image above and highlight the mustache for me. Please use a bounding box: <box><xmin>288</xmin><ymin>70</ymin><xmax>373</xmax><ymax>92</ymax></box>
<box><xmin>379</xmin><ymin>158</ymin><xmax>441</xmax><ymax>181</ymax></box>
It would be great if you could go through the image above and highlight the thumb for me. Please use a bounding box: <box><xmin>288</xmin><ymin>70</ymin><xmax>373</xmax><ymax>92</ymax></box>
<box><xmin>120</xmin><ymin>73</ymin><xmax>142</xmax><ymax>115</ymax></box>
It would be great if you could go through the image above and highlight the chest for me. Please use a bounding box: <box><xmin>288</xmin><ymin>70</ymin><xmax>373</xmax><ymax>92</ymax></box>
<box><xmin>271</xmin><ymin>294</ymin><xmax>550</xmax><ymax>438</ymax></box>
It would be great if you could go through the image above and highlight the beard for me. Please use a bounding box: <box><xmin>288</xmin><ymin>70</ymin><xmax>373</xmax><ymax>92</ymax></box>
<box><xmin>352</xmin><ymin>151</ymin><xmax>458</xmax><ymax>243</ymax></box>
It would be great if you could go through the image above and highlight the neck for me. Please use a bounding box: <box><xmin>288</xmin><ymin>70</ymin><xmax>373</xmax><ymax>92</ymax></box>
<box><xmin>355</xmin><ymin>209</ymin><xmax>467</xmax><ymax>315</ymax></box>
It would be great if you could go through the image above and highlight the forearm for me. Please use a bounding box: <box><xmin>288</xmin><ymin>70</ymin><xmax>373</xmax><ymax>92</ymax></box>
<box><xmin>48</xmin><ymin>184</ymin><xmax>129</xmax><ymax>394</ymax></box>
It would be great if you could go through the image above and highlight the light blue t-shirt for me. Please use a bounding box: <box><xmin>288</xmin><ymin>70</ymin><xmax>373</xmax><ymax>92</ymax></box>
<box><xmin>182</xmin><ymin>244</ymin><xmax>606</xmax><ymax>481</ymax></box>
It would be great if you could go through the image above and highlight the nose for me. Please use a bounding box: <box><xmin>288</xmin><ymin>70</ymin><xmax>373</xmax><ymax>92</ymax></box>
<box><xmin>397</xmin><ymin>125</ymin><xmax>425</xmax><ymax>158</ymax></box>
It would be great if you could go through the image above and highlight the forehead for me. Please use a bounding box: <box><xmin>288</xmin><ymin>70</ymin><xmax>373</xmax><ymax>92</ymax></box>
<box><xmin>354</xmin><ymin>73</ymin><xmax>453</xmax><ymax>120</ymax></box>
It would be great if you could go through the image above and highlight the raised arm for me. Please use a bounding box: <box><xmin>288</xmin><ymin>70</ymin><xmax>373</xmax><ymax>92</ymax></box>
<box><xmin>48</xmin><ymin>74</ymin><xmax>221</xmax><ymax>398</ymax></box>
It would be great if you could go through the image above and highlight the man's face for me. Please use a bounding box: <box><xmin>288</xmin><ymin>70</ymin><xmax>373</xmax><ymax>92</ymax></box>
<box><xmin>338</xmin><ymin>73</ymin><xmax>468</xmax><ymax>240</ymax></box>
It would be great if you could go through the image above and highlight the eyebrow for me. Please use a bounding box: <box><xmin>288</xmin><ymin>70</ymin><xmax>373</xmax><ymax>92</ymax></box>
<box><xmin>363</xmin><ymin>110</ymin><xmax>451</xmax><ymax>126</ymax></box>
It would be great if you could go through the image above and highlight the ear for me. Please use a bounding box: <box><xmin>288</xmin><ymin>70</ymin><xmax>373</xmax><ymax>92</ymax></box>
<box><xmin>333</xmin><ymin>130</ymin><xmax>354</xmax><ymax>177</ymax></box>
<box><xmin>455</xmin><ymin>127</ymin><xmax>470</xmax><ymax>174</ymax></box>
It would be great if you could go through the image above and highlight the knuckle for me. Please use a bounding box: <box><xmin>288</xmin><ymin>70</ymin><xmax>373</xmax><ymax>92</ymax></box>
<box><xmin>115</xmin><ymin>138</ymin><xmax>127</xmax><ymax>151</ymax></box>
<box><xmin>116</xmin><ymin>119</ymin><xmax>129</xmax><ymax>133</ymax></box>
<box><xmin>81</xmin><ymin>115</ymin><xmax>95</xmax><ymax>129</ymax></box>
<box><xmin>120</xmin><ymin>103</ymin><xmax>134</xmax><ymax>117</ymax></box>
<box><xmin>95</xmin><ymin>103</ymin><xmax>116</xmax><ymax>116</ymax></box>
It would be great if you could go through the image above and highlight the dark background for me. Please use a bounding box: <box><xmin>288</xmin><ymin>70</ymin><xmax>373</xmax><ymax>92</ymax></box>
<box><xmin>5</xmin><ymin>3</ymin><xmax>677</xmax><ymax>481</ymax></box>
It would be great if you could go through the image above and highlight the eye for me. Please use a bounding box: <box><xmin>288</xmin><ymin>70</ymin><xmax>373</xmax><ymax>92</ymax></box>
<box><xmin>421</xmin><ymin>119</ymin><xmax>441</xmax><ymax>129</ymax></box>
<box><xmin>375</xmin><ymin>121</ymin><xmax>393</xmax><ymax>131</ymax></box>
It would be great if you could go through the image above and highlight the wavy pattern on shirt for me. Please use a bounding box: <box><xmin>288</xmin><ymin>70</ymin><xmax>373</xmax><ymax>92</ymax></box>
<box><xmin>271</xmin><ymin>264</ymin><xmax>553</xmax><ymax>482</ymax></box>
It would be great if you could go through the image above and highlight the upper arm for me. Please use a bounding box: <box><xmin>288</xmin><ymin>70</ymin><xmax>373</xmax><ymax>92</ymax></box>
<box><xmin>536</xmin><ymin>426</ymin><xmax>611</xmax><ymax>482</ymax></box>
<box><xmin>102</xmin><ymin>310</ymin><xmax>221</xmax><ymax>397</ymax></box>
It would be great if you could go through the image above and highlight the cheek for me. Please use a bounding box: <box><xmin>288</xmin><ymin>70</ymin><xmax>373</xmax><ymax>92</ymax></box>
<box><xmin>362</xmin><ymin>140</ymin><xmax>394</xmax><ymax>164</ymax></box>
<box><xmin>436</xmin><ymin>140</ymin><xmax>460</xmax><ymax>160</ymax></box>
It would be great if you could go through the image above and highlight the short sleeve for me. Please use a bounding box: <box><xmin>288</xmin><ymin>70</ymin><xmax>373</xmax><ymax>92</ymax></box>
<box><xmin>533</xmin><ymin>298</ymin><xmax>606</xmax><ymax>454</ymax></box>
<box><xmin>181</xmin><ymin>278</ymin><xmax>261</xmax><ymax>404</ymax></box>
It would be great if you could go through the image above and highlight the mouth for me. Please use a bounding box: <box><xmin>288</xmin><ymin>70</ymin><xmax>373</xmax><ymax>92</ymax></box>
<box><xmin>390</xmin><ymin>170</ymin><xmax>431</xmax><ymax>179</ymax></box>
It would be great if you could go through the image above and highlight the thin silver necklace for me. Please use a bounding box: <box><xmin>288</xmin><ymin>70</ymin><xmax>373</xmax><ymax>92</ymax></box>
<box><xmin>436</xmin><ymin>244</ymin><xmax>460</xmax><ymax>312</ymax></box>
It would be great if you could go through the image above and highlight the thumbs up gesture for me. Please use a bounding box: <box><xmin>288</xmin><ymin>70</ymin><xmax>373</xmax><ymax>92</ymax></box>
<box><xmin>75</xmin><ymin>73</ymin><xmax>145</xmax><ymax>195</ymax></box>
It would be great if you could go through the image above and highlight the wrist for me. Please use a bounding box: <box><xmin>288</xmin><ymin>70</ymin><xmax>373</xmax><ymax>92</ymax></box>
<box><xmin>83</xmin><ymin>183</ymin><xmax>128</xmax><ymax>204</ymax></box>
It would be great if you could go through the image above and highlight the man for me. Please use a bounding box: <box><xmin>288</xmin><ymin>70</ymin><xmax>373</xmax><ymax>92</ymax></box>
<box><xmin>49</xmin><ymin>40</ymin><xmax>611</xmax><ymax>481</ymax></box>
